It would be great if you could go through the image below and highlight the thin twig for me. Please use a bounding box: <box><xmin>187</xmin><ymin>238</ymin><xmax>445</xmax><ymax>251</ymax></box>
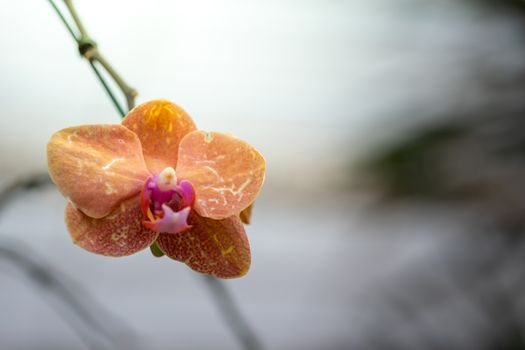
<box><xmin>90</xmin><ymin>50</ymin><xmax>138</xmax><ymax>111</ymax></box>
<box><xmin>63</xmin><ymin>0</ymin><xmax>87</xmax><ymax>37</ymax></box>
<box><xmin>48</xmin><ymin>0</ymin><xmax>137</xmax><ymax>115</ymax></box>
<box><xmin>89</xmin><ymin>60</ymin><xmax>126</xmax><ymax>117</ymax></box>
<box><xmin>47</xmin><ymin>0</ymin><xmax>77</xmax><ymax>40</ymax></box>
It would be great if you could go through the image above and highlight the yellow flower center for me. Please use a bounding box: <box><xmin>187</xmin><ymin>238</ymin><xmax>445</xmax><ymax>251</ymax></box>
<box><xmin>156</xmin><ymin>167</ymin><xmax>177</xmax><ymax>192</ymax></box>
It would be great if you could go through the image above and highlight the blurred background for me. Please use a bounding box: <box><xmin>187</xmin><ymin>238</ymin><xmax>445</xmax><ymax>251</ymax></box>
<box><xmin>1</xmin><ymin>0</ymin><xmax>525</xmax><ymax>349</ymax></box>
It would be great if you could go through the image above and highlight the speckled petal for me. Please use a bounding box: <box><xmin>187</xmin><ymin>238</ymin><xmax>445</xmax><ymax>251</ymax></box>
<box><xmin>122</xmin><ymin>99</ymin><xmax>197</xmax><ymax>173</ymax></box>
<box><xmin>48</xmin><ymin>125</ymin><xmax>150</xmax><ymax>219</ymax></box>
<box><xmin>156</xmin><ymin>212</ymin><xmax>251</xmax><ymax>278</ymax></box>
<box><xmin>176</xmin><ymin>131</ymin><xmax>265</xmax><ymax>220</ymax></box>
<box><xmin>65</xmin><ymin>196</ymin><xmax>158</xmax><ymax>257</ymax></box>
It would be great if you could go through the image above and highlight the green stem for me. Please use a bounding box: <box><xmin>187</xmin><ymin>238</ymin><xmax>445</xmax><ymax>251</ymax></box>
<box><xmin>91</xmin><ymin>50</ymin><xmax>138</xmax><ymax>111</ymax></box>
<box><xmin>48</xmin><ymin>0</ymin><xmax>137</xmax><ymax>116</ymax></box>
<box><xmin>47</xmin><ymin>0</ymin><xmax>77</xmax><ymax>40</ymax></box>
<box><xmin>88</xmin><ymin>60</ymin><xmax>126</xmax><ymax>117</ymax></box>
<box><xmin>63</xmin><ymin>0</ymin><xmax>88</xmax><ymax>37</ymax></box>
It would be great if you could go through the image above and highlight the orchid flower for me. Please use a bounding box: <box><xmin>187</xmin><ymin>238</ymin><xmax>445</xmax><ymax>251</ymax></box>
<box><xmin>47</xmin><ymin>99</ymin><xmax>265</xmax><ymax>278</ymax></box>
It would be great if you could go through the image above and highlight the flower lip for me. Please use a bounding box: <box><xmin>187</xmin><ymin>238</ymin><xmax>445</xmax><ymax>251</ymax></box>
<box><xmin>143</xmin><ymin>205</ymin><xmax>192</xmax><ymax>234</ymax></box>
<box><xmin>141</xmin><ymin>167</ymin><xmax>195</xmax><ymax>234</ymax></box>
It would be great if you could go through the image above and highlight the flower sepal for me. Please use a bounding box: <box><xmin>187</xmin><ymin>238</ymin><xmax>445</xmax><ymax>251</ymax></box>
<box><xmin>149</xmin><ymin>241</ymin><xmax>165</xmax><ymax>258</ymax></box>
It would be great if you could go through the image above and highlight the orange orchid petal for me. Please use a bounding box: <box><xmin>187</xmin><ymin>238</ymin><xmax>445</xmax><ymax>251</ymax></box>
<box><xmin>122</xmin><ymin>99</ymin><xmax>197</xmax><ymax>173</ymax></box>
<box><xmin>176</xmin><ymin>131</ymin><xmax>265</xmax><ymax>220</ymax></box>
<box><xmin>65</xmin><ymin>196</ymin><xmax>158</xmax><ymax>257</ymax></box>
<box><xmin>239</xmin><ymin>204</ymin><xmax>253</xmax><ymax>225</ymax></box>
<box><xmin>48</xmin><ymin>125</ymin><xmax>150</xmax><ymax>219</ymax></box>
<box><xmin>156</xmin><ymin>212</ymin><xmax>251</xmax><ymax>278</ymax></box>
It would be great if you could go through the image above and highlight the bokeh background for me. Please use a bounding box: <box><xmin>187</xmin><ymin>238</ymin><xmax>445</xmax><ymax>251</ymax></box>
<box><xmin>1</xmin><ymin>0</ymin><xmax>525</xmax><ymax>349</ymax></box>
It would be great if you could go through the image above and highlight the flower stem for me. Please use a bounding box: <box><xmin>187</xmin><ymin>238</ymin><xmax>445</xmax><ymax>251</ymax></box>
<box><xmin>88</xmin><ymin>60</ymin><xmax>127</xmax><ymax>117</ymax></box>
<box><xmin>62</xmin><ymin>0</ymin><xmax>87</xmax><ymax>37</ymax></box>
<box><xmin>47</xmin><ymin>0</ymin><xmax>77</xmax><ymax>40</ymax></box>
<box><xmin>48</xmin><ymin>0</ymin><xmax>137</xmax><ymax>116</ymax></box>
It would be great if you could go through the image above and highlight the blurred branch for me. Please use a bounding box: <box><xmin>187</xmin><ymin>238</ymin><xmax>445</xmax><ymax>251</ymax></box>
<box><xmin>48</xmin><ymin>0</ymin><xmax>137</xmax><ymax>116</ymax></box>
<box><xmin>0</xmin><ymin>175</ymin><xmax>139</xmax><ymax>350</ymax></box>
<box><xmin>360</xmin><ymin>234</ymin><xmax>525</xmax><ymax>349</ymax></box>
<box><xmin>203</xmin><ymin>276</ymin><xmax>264</xmax><ymax>350</ymax></box>
<box><xmin>0</xmin><ymin>174</ymin><xmax>51</xmax><ymax>216</ymax></box>
<box><xmin>470</xmin><ymin>0</ymin><xmax>525</xmax><ymax>14</ymax></box>
<box><xmin>0</xmin><ymin>240</ymin><xmax>137</xmax><ymax>350</ymax></box>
